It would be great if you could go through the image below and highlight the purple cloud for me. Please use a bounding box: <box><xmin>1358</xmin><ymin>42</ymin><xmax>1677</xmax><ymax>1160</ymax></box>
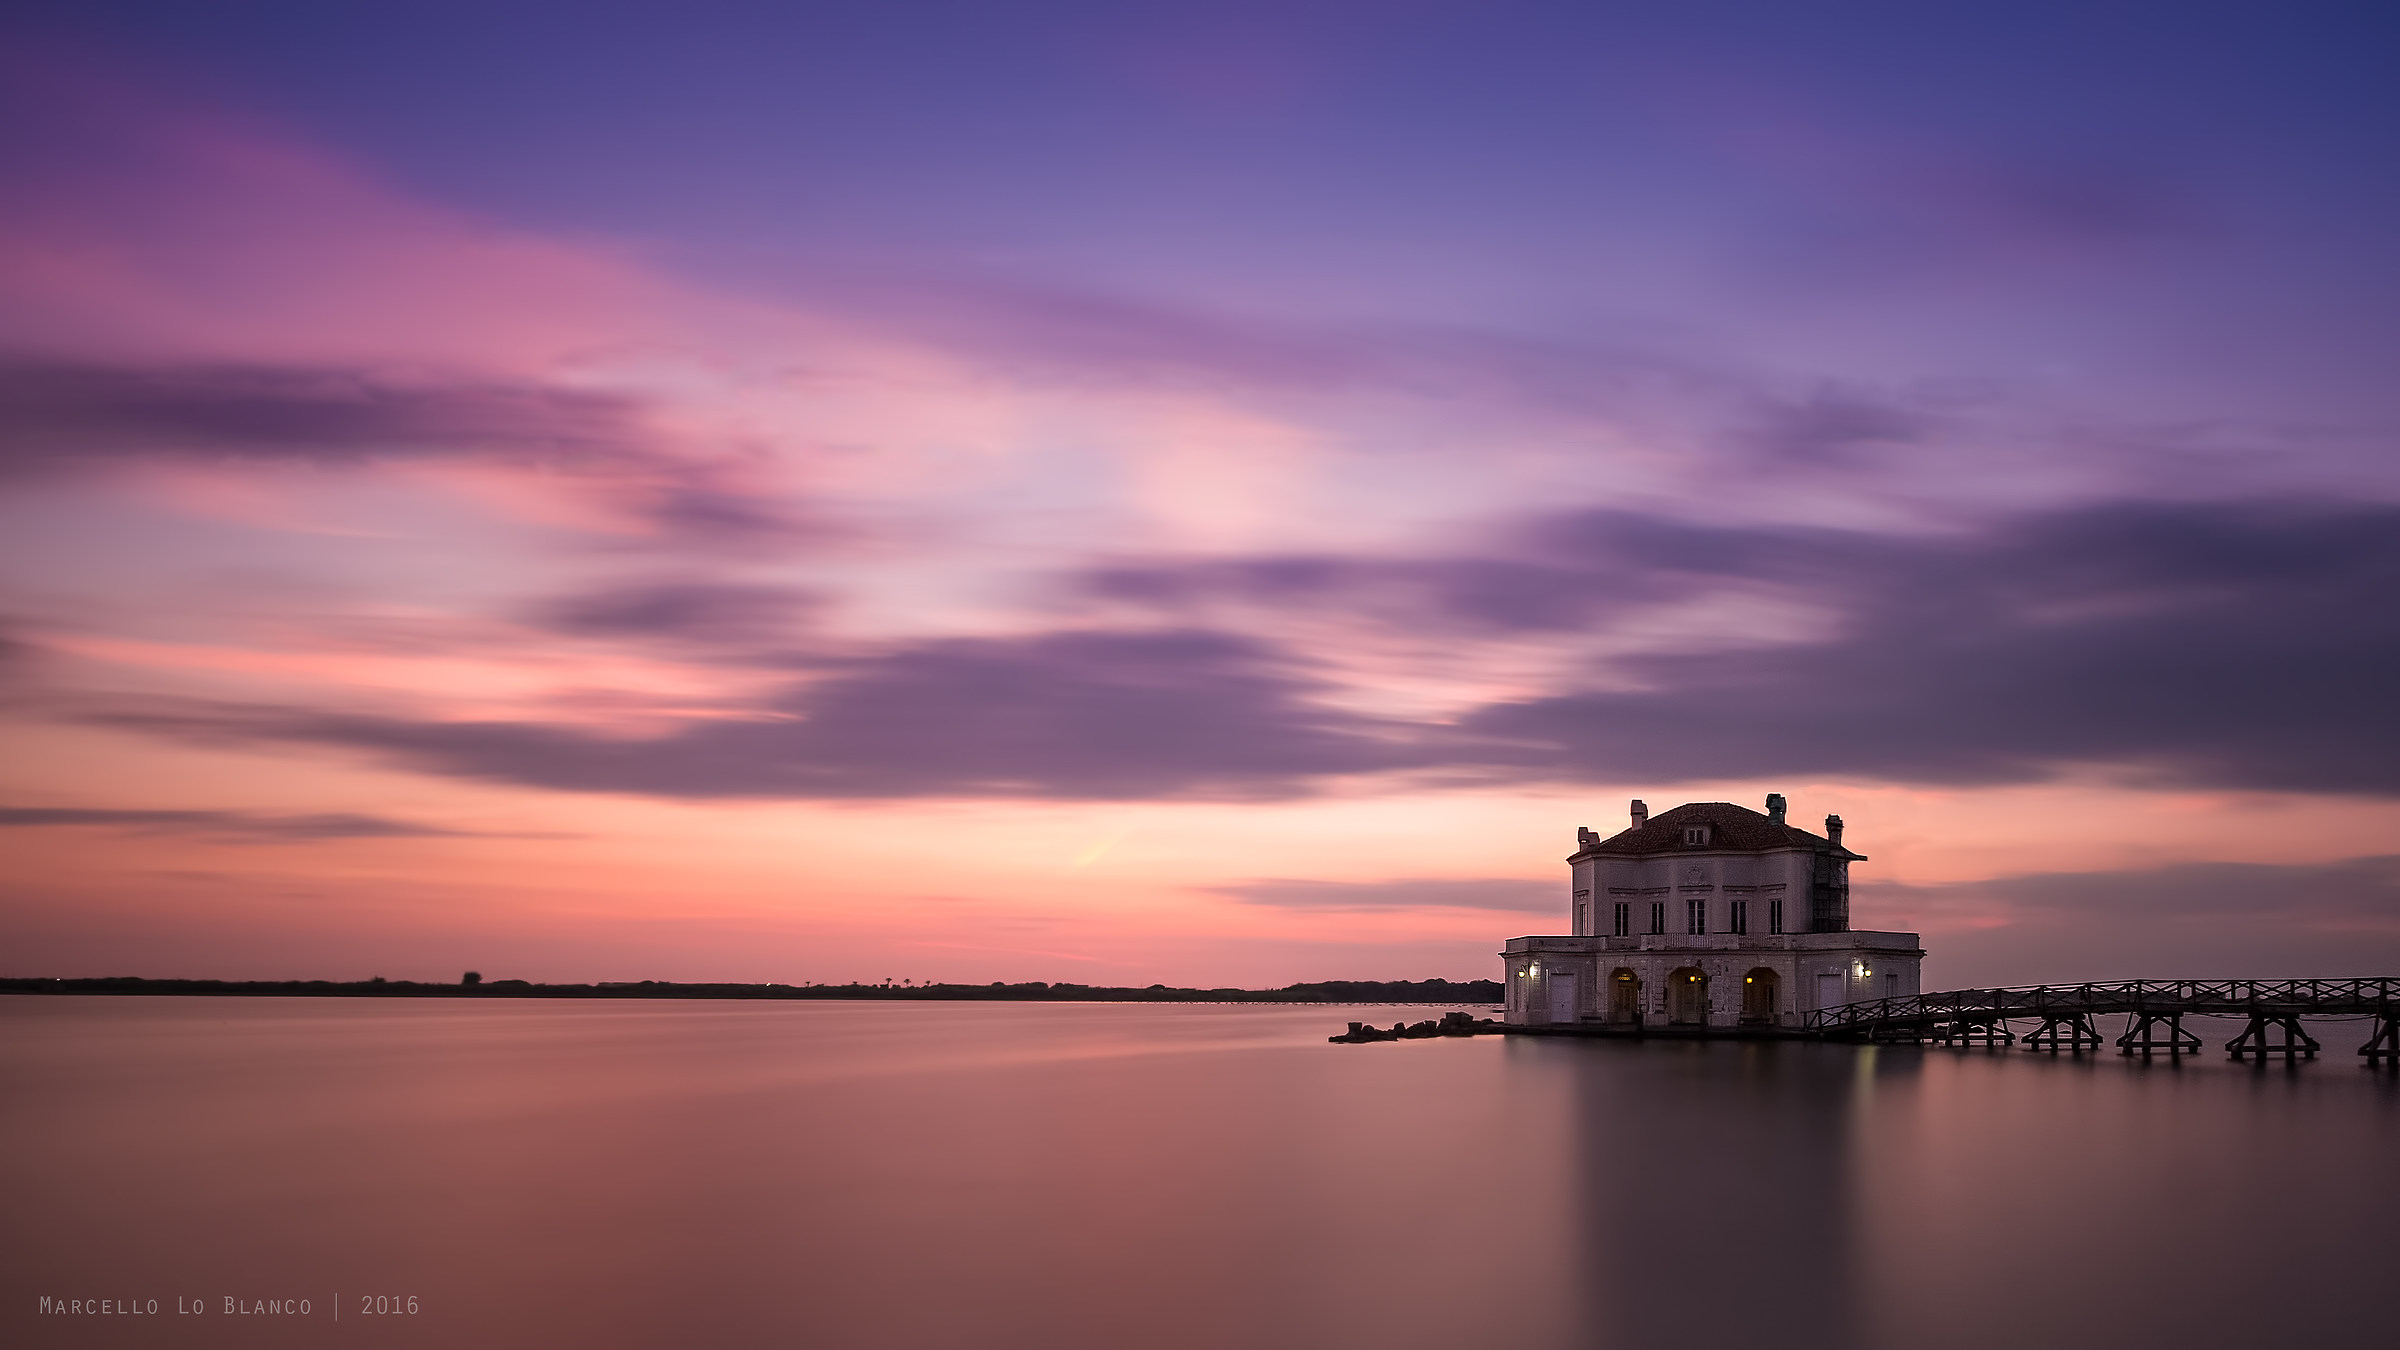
<box><xmin>94</xmin><ymin>629</ymin><xmax>1422</xmax><ymax>800</ymax></box>
<box><xmin>1869</xmin><ymin>855</ymin><xmax>2400</xmax><ymax>987</ymax></box>
<box><xmin>791</xmin><ymin>269</ymin><xmax>1744</xmax><ymax>431</ymax></box>
<box><xmin>1460</xmin><ymin>499</ymin><xmax>2400</xmax><ymax>793</ymax></box>
<box><xmin>1086</xmin><ymin>554</ymin><xmax>1643</xmax><ymax>635</ymax></box>
<box><xmin>1738</xmin><ymin>386</ymin><xmax>1932</xmax><ymax>464</ymax></box>
<box><xmin>59</xmin><ymin>498</ymin><xmax>2400</xmax><ymax>801</ymax></box>
<box><xmin>535</xmin><ymin>581</ymin><xmax>825</xmax><ymax>647</ymax></box>
<box><xmin>0</xmin><ymin>358</ymin><xmax>644</xmax><ymax>474</ymax></box>
<box><xmin>1092</xmin><ymin>497</ymin><xmax>2400</xmax><ymax>796</ymax></box>
<box><xmin>0</xmin><ymin>806</ymin><xmax>483</xmax><ymax>839</ymax></box>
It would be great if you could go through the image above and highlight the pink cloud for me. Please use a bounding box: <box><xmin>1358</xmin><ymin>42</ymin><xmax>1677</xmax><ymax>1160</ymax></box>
<box><xmin>0</xmin><ymin>57</ymin><xmax>744</xmax><ymax>369</ymax></box>
<box><xmin>5</xmin><ymin>44</ymin><xmax>2398</xmax><ymax>991</ymax></box>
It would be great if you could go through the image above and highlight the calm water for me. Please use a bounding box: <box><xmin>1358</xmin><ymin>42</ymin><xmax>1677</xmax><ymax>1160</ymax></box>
<box><xmin>5</xmin><ymin>997</ymin><xmax>2395</xmax><ymax>1349</ymax></box>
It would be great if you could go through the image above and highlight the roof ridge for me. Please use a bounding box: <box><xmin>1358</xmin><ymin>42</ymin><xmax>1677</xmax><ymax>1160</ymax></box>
<box><xmin>1574</xmin><ymin>798</ymin><xmax>1865</xmax><ymax>860</ymax></box>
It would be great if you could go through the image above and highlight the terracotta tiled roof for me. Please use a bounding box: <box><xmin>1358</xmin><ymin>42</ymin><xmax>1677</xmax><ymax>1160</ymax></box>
<box><xmin>1576</xmin><ymin>801</ymin><xmax>1865</xmax><ymax>860</ymax></box>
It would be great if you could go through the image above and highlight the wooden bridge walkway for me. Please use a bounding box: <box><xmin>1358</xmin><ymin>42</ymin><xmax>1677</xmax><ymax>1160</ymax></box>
<box><xmin>1804</xmin><ymin>978</ymin><xmax>2400</xmax><ymax>1061</ymax></box>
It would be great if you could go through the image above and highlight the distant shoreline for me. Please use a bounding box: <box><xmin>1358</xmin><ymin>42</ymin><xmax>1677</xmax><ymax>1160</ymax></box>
<box><xmin>0</xmin><ymin>976</ymin><xmax>1503</xmax><ymax>1005</ymax></box>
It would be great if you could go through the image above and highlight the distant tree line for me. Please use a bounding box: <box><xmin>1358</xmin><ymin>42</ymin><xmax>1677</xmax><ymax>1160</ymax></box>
<box><xmin>0</xmin><ymin>975</ymin><xmax>1502</xmax><ymax>1004</ymax></box>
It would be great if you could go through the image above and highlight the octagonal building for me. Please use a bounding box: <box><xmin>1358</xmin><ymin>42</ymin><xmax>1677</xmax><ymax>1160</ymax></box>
<box><xmin>1501</xmin><ymin>796</ymin><xmax>1924</xmax><ymax>1030</ymax></box>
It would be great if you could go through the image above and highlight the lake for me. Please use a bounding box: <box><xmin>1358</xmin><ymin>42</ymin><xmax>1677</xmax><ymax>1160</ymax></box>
<box><xmin>5</xmin><ymin>997</ymin><xmax>2394</xmax><ymax>1348</ymax></box>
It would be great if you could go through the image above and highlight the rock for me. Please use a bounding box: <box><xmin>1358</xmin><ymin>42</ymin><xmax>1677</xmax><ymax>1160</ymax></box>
<box><xmin>1331</xmin><ymin>1011</ymin><xmax>1503</xmax><ymax>1043</ymax></box>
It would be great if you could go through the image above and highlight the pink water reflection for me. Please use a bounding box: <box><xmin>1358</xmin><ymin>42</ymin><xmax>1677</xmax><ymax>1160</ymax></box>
<box><xmin>4</xmin><ymin>999</ymin><xmax>2394</xmax><ymax>1348</ymax></box>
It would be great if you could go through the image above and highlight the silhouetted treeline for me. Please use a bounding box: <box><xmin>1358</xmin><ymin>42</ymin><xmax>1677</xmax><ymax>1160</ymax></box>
<box><xmin>0</xmin><ymin>975</ymin><xmax>1501</xmax><ymax>1004</ymax></box>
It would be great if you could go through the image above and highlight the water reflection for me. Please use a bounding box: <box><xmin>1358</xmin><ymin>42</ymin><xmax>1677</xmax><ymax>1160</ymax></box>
<box><xmin>4</xmin><ymin>1000</ymin><xmax>2395</xmax><ymax>1350</ymax></box>
<box><xmin>1857</xmin><ymin>1029</ymin><xmax>2400</xmax><ymax>1350</ymax></box>
<box><xmin>1546</xmin><ymin>1038</ymin><xmax>1919</xmax><ymax>1349</ymax></box>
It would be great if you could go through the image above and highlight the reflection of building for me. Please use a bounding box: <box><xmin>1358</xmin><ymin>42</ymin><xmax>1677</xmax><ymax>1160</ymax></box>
<box><xmin>1562</xmin><ymin>1031</ymin><xmax>1881</xmax><ymax>1342</ymax></box>
<box><xmin>1501</xmin><ymin>797</ymin><xmax>1923</xmax><ymax>1029</ymax></box>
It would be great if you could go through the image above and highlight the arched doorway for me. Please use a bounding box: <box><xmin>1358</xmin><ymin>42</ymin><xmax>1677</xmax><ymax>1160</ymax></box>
<box><xmin>1741</xmin><ymin>968</ymin><xmax>1780</xmax><ymax>1024</ymax></box>
<box><xmin>1667</xmin><ymin>967</ymin><xmax>1708</xmax><ymax>1025</ymax></box>
<box><xmin>1608</xmin><ymin>968</ymin><xmax>1641</xmax><ymax>1025</ymax></box>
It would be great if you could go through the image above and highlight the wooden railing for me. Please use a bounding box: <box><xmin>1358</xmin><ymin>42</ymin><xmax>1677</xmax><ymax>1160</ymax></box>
<box><xmin>1803</xmin><ymin>978</ymin><xmax>2400</xmax><ymax>1060</ymax></box>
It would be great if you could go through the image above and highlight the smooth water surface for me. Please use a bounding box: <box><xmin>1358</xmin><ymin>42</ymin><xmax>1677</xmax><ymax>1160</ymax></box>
<box><xmin>5</xmin><ymin>998</ymin><xmax>2395</xmax><ymax>1348</ymax></box>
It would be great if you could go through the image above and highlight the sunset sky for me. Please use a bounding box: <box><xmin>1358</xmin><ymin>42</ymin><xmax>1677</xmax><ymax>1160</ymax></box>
<box><xmin>3</xmin><ymin>3</ymin><xmax>2396</xmax><ymax>988</ymax></box>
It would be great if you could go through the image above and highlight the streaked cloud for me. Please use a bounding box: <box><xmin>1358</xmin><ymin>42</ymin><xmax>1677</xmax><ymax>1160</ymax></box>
<box><xmin>2</xmin><ymin>11</ymin><xmax>2397</xmax><ymax>986</ymax></box>
<box><xmin>0</xmin><ymin>358</ymin><xmax>645</xmax><ymax>475</ymax></box>
<box><xmin>532</xmin><ymin>581</ymin><xmax>826</xmax><ymax>647</ymax></box>
<box><xmin>45</xmin><ymin>498</ymin><xmax>2400</xmax><ymax>802</ymax></box>
<box><xmin>83</xmin><ymin>629</ymin><xmax>1419</xmax><ymax>799</ymax></box>
<box><xmin>0</xmin><ymin>806</ymin><xmax>486</xmax><ymax>840</ymax></box>
<box><xmin>1871</xmin><ymin>856</ymin><xmax>2400</xmax><ymax>987</ymax></box>
<box><xmin>1215</xmin><ymin>878</ymin><xmax>1558</xmax><ymax>913</ymax></box>
<box><xmin>1452</xmin><ymin>499</ymin><xmax>2400</xmax><ymax>795</ymax></box>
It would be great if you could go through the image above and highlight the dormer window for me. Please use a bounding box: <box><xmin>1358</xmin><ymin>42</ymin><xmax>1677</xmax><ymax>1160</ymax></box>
<box><xmin>1682</xmin><ymin>824</ymin><xmax>1711</xmax><ymax>847</ymax></box>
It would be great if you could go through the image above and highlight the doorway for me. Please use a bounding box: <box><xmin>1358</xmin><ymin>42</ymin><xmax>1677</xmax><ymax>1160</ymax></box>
<box><xmin>1667</xmin><ymin>967</ymin><xmax>1707</xmax><ymax>1024</ymax></box>
<box><xmin>1741</xmin><ymin>968</ymin><xmax>1780</xmax><ymax>1024</ymax></box>
<box><xmin>1608</xmin><ymin>969</ymin><xmax>1641</xmax><ymax>1024</ymax></box>
<box><xmin>1817</xmin><ymin>970</ymin><xmax>1844</xmax><ymax>1012</ymax></box>
<box><xmin>1545</xmin><ymin>970</ymin><xmax>1579</xmax><ymax>1024</ymax></box>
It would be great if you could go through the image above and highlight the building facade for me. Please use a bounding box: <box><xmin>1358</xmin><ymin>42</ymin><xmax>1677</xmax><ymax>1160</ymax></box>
<box><xmin>1501</xmin><ymin>796</ymin><xmax>1924</xmax><ymax>1029</ymax></box>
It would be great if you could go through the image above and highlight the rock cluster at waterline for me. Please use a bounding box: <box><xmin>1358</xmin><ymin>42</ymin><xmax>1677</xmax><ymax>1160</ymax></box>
<box><xmin>1329</xmin><ymin>1011</ymin><xmax>1499</xmax><ymax>1043</ymax></box>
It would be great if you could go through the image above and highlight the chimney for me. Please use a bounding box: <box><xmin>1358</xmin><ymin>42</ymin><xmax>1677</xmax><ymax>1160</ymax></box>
<box><xmin>1577</xmin><ymin>826</ymin><xmax>1598</xmax><ymax>851</ymax></box>
<box><xmin>1630</xmin><ymin>799</ymin><xmax>1649</xmax><ymax>829</ymax></box>
<box><xmin>1825</xmin><ymin>814</ymin><xmax>1844</xmax><ymax>847</ymax></box>
<box><xmin>1766</xmin><ymin>793</ymin><xmax>1787</xmax><ymax>824</ymax></box>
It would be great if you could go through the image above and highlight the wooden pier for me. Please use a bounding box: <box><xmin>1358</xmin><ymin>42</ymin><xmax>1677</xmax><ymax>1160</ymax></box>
<box><xmin>1805</xmin><ymin>978</ymin><xmax>2400</xmax><ymax>1062</ymax></box>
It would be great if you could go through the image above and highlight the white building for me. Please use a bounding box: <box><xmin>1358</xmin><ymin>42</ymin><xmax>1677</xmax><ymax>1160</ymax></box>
<box><xmin>1501</xmin><ymin>796</ymin><xmax>1923</xmax><ymax>1030</ymax></box>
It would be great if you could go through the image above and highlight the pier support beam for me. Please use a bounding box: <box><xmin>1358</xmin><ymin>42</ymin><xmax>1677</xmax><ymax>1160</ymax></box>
<box><xmin>2117</xmin><ymin>1011</ymin><xmax>2203</xmax><ymax>1058</ymax></box>
<box><xmin>2023</xmin><ymin>1010</ymin><xmax>2105</xmax><ymax>1053</ymax></box>
<box><xmin>1932</xmin><ymin>1017</ymin><xmax>2014</xmax><ymax>1048</ymax></box>
<box><xmin>2358</xmin><ymin>1012</ymin><xmax>2400</xmax><ymax>1065</ymax></box>
<box><xmin>2227</xmin><ymin>1013</ymin><xmax>2319</xmax><ymax>1061</ymax></box>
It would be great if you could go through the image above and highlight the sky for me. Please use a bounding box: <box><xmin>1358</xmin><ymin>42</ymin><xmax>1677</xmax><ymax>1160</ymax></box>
<box><xmin>2</xmin><ymin>1</ymin><xmax>2397</xmax><ymax>988</ymax></box>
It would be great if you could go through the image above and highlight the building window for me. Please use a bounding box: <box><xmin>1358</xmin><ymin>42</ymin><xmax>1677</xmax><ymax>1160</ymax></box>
<box><xmin>1769</xmin><ymin>900</ymin><xmax>1784</xmax><ymax>935</ymax></box>
<box><xmin>1730</xmin><ymin>900</ymin><xmax>1748</xmax><ymax>935</ymax></box>
<box><xmin>1575</xmin><ymin>903</ymin><xmax>1587</xmax><ymax>934</ymax></box>
<box><xmin>1612</xmin><ymin>902</ymin><xmax>1630</xmax><ymax>937</ymax></box>
<box><xmin>1686</xmin><ymin>898</ymin><xmax>1706</xmax><ymax>935</ymax></box>
<box><xmin>1683</xmin><ymin>825</ymin><xmax>1710</xmax><ymax>847</ymax></box>
<box><xmin>1648</xmin><ymin>902</ymin><xmax>1666</xmax><ymax>935</ymax></box>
